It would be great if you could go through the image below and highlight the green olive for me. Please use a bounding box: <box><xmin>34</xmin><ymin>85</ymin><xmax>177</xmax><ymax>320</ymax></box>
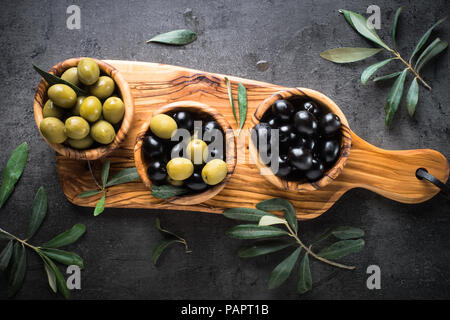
<box><xmin>166</xmin><ymin>176</ymin><xmax>184</xmax><ymax>187</ymax></box>
<box><xmin>90</xmin><ymin>76</ymin><xmax>115</xmax><ymax>99</ymax></box>
<box><xmin>61</xmin><ymin>67</ymin><xmax>80</xmax><ymax>87</ymax></box>
<box><xmin>186</xmin><ymin>139</ymin><xmax>208</xmax><ymax>164</ymax></box>
<box><xmin>71</xmin><ymin>96</ymin><xmax>86</xmax><ymax>116</ymax></box>
<box><xmin>149</xmin><ymin>114</ymin><xmax>178</xmax><ymax>139</ymax></box>
<box><xmin>42</xmin><ymin>99</ymin><xmax>64</xmax><ymax>119</ymax></box>
<box><xmin>201</xmin><ymin>159</ymin><xmax>227</xmax><ymax>185</ymax></box>
<box><xmin>40</xmin><ymin>117</ymin><xmax>67</xmax><ymax>144</ymax></box>
<box><xmin>67</xmin><ymin>136</ymin><xmax>94</xmax><ymax>149</ymax></box>
<box><xmin>90</xmin><ymin>120</ymin><xmax>116</xmax><ymax>144</ymax></box>
<box><xmin>64</xmin><ymin>116</ymin><xmax>90</xmax><ymax>140</ymax></box>
<box><xmin>77</xmin><ymin>58</ymin><xmax>100</xmax><ymax>85</ymax></box>
<box><xmin>80</xmin><ymin>96</ymin><xmax>102</xmax><ymax>122</ymax></box>
<box><xmin>166</xmin><ymin>158</ymin><xmax>194</xmax><ymax>181</ymax></box>
<box><xmin>47</xmin><ymin>84</ymin><xmax>77</xmax><ymax>108</ymax></box>
<box><xmin>102</xmin><ymin>97</ymin><xmax>124</xmax><ymax>124</ymax></box>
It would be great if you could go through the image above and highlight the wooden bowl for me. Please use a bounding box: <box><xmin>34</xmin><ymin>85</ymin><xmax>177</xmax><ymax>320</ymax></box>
<box><xmin>134</xmin><ymin>101</ymin><xmax>236</xmax><ymax>205</ymax></box>
<box><xmin>250</xmin><ymin>88</ymin><xmax>352</xmax><ymax>192</ymax></box>
<box><xmin>33</xmin><ymin>57</ymin><xmax>134</xmax><ymax>160</ymax></box>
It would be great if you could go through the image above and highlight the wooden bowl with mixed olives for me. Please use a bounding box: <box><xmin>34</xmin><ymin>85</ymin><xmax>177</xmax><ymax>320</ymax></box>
<box><xmin>250</xmin><ymin>88</ymin><xmax>352</xmax><ymax>192</ymax></box>
<box><xmin>134</xmin><ymin>101</ymin><xmax>236</xmax><ymax>205</ymax></box>
<box><xmin>33</xmin><ymin>57</ymin><xmax>134</xmax><ymax>160</ymax></box>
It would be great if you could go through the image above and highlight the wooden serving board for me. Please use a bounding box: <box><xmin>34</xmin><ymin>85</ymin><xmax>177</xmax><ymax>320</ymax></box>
<box><xmin>56</xmin><ymin>60</ymin><xmax>449</xmax><ymax>220</ymax></box>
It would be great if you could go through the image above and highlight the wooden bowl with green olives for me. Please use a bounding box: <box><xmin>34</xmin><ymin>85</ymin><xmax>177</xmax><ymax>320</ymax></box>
<box><xmin>134</xmin><ymin>101</ymin><xmax>236</xmax><ymax>205</ymax></box>
<box><xmin>250</xmin><ymin>88</ymin><xmax>352</xmax><ymax>192</ymax></box>
<box><xmin>33</xmin><ymin>57</ymin><xmax>134</xmax><ymax>160</ymax></box>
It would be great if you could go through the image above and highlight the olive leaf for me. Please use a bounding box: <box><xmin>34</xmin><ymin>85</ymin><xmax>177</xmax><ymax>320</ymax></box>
<box><xmin>41</xmin><ymin>256</ymin><xmax>57</xmax><ymax>293</ymax></box>
<box><xmin>256</xmin><ymin>198</ymin><xmax>297</xmax><ymax>233</ymax></box>
<box><xmin>223</xmin><ymin>207</ymin><xmax>274</xmax><ymax>222</ymax></box>
<box><xmin>32</xmin><ymin>63</ymin><xmax>87</xmax><ymax>96</ymax></box>
<box><xmin>331</xmin><ymin>226</ymin><xmax>365</xmax><ymax>240</ymax></box>
<box><xmin>151</xmin><ymin>184</ymin><xmax>189</xmax><ymax>199</ymax></box>
<box><xmin>320</xmin><ymin>47</ymin><xmax>383</xmax><ymax>63</ymax></box>
<box><xmin>392</xmin><ymin>7</ymin><xmax>402</xmax><ymax>49</ymax></box>
<box><xmin>373</xmin><ymin>71</ymin><xmax>402</xmax><ymax>82</ymax></box>
<box><xmin>40</xmin><ymin>248</ymin><xmax>84</xmax><ymax>269</ymax></box>
<box><xmin>237</xmin><ymin>82</ymin><xmax>248</xmax><ymax>130</ymax></box>
<box><xmin>224</xmin><ymin>77</ymin><xmax>238</xmax><ymax>126</ymax></box>
<box><xmin>152</xmin><ymin>240</ymin><xmax>179</xmax><ymax>265</ymax></box>
<box><xmin>78</xmin><ymin>189</ymin><xmax>102</xmax><ymax>198</ymax></box>
<box><xmin>238</xmin><ymin>240</ymin><xmax>294</xmax><ymax>258</ymax></box>
<box><xmin>406</xmin><ymin>77</ymin><xmax>419</xmax><ymax>117</ymax></box>
<box><xmin>361</xmin><ymin>58</ymin><xmax>394</xmax><ymax>85</ymax></box>
<box><xmin>43</xmin><ymin>224</ymin><xmax>86</xmax><ymax>249</ymax></box>
<box><xmin>258</xmin><ymin>215</ymin><xmax>287</xmax><ymax>227</ymax></box>
<box><xmin>39</xmin><ymin>253</ymin><xmax>69</xmax><ymax>299</ymax></box>
<box><xmin>348</xmin><ymin>11</ymin><xmax>391</xmax><ymax>50</ymax></box>
<box><xmin>268</xmin><ymin>247</ymin><xmax>302</xmax><ymax>289</ymax></box>
<box><xmin>318</xmin><ymin>239</ymin><xmax>365</xmax><ymax>260</ymax></box>
<box><xmin>105</xmin><ymin>167</ymin><xmax>140</xmax><ymax>187</ymax></box>
<box><xmin>409</xmin><ymin>17</ymin><xmax>447</xmax><ymax>63</ymax></box>
<box><xmin>297</xmin><ymin>253</ymin><xmax>312</xmax><ymax>294</ymax></box>
<box><xmin>0</xmin><ymin>142</ymin><xmax>28</xmax><ymax>208</ymax></box>
<box><xmin>415</xmin><ymin>38</ymin><xmax>448</xmax><ymax>72</ymax></box>
<box><xmin>93</xmin><ymin>192</ymin><xmax>106</xmax><ymax>216</ymax></box>
<box><xmin>226</xmin><ymin>224</ymin><xmax>288</xmax><ymax>239</ymax></box>
<box><xmin>147</xmin><ymin>29</ymin><xmax>197</xmax><ymax>46</ymax></box>
<box><xmin>101</xmin><ymin>159</ymin><xmax>110</xmax><ymax>188</ymax></box>
<box><xmin>0</xmin><ymin>240</ymin><xmax>14</xmax><ymax>272</ymax></box>
<box><xmin>385</xmin><ymin>69</ymin><xmax>408</xmax><ymax>126</ymax></box>
<box><xmin>26</xmin><ymin>186</ymin><xmax>48</xmax><ymax>240</ymax></box>
<box><xmin>8</xmin><ymin>242</ymin><xmax>27</xmax><ymax>298</ymax></box>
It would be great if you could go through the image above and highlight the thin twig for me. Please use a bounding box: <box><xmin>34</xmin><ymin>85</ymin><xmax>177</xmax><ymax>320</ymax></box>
<box><xmin>87</xmin><ymin>160</ymin><xmax>103</xmax><ymax>190</ymax></box>
<box><xmin>390</xmin><ymin>50</ymin><xmax>432</xmax><ymax>91</ymax></box>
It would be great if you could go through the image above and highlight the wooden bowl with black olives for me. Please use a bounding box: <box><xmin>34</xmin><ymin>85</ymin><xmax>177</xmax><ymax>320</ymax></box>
<box><xmin>250</xmin><ymin>88</ymin><xmax>352</xmax><ymax>192</ymax></box>
<box><xmin>134</xmin><ymin>101</ymin><xmax>236</xmax><ymax>205</ymax></box>
<box><xmin>33</xmin><ymin>57</ymin><xmax>134</xmax><ymax>160</ymax></box>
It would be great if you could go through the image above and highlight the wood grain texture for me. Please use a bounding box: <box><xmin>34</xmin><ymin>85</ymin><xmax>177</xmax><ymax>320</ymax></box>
<box><xmin>54</xmin><ymin>60</ymin><xmax>449</xmax><ymax>220</ymax></box>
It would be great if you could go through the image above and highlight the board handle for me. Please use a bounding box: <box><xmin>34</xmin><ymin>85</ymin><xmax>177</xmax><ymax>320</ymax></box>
<box><xmin>340</xmin><ymin>132</ymin><xmax>449</xmax><ymax>203</ymax></box>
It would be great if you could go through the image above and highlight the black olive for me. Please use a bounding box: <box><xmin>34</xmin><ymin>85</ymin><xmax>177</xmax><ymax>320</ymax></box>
<box><xmin>142</xmin><ymin>135</ymin><xmax>164</xmax><ymax>159</ymax></box>
<box><xmin>185</xmin><ymin>172</ymin><xmax>208</xmax><ymax>192</ymax></box>
<box><xmin>320</xmin><ymin>139</ymin><xmax>340</xmax><ymax>164</ymax></box>
<box><xmin>288</xmin><ymin>146</ymin><xmax>313</xmax><ymax>170</ymax></box>
<box><xmin>170</xmin><ymin>142</ymin><xmax>187</xmax><ymax>159</ymax></box>
<box><xmin>203</xmin><ymin>120</ymin><xmax>222</xmax><ymax>143</ymax></box>
<box><xmin>172</xmin><ymin>111</ymin><xmax>194</xmax><ymax>132</ymax></box>
<box><xmin>147</xmin><ymin>160</ymin><xmax>167</xmax><ymax>183</ymax></box>
<box><xmin>303</xmin><ymin>101</ymin><xmax>321</xmax><ymax>117</ymax></box>
<box><xmin>293</xmin><ymin>136</ymin><xmax>317</xmax><ymax>152</ymax></box>
<box><xmin>305</xmin><ymin>158</ymin><xmax>325</xmax><ymax>181</ymax></box>
<box><xmin>320</xmin><ymin>113</ymin><xmax>342</xmax><ymax>137</ymax></box>
<box><xmin>273</xmin><ymin>154</ymin><xmax>292</xmax><ymax>177</ymax></box>
<box><xmin>252</xmin><ymin>123</ymin><xmax>271</xmax><ymax>150</ymax></box>
<box><xmin>272</xmin><ymin>99</ymin><xmax>294</xmax><ymax>122</ymax></box>
<box><xmin>288</xmin><ymin>131</ymin><xmax>299</xmax><ymax>144</ymax></box>
<box><xmin>278</xmin><ymin>124</ymin><xmax>293</xmax><ymax>143</ymax></box>
<box><xmin>267</xmin><ymin>116</ymin><xmax>281</xmax><ymax>128</ymax></box>
<box><xmin>294</xmin><ymin>110</ymin><xmax>318</xmax><ymax>136</ymax></box>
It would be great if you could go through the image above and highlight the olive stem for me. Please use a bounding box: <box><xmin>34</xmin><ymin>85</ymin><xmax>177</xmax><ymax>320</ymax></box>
<box><xmin>87</xmin><ymin>160</ymin><xmax>103</xmax><ymax>190</ymax></box>
<box><xmin>390</xmin><ymin>50</ymin><xmax>432</xmax><ymax>91</ymax></box>
<box><xmin>0</xmin><ymin>227</ymin><xmax>39</xmax><ymax>252</ymax></box>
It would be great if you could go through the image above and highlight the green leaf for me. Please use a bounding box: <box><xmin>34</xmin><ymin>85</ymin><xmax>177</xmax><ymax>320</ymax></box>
<box><xmin>361</xmin><ymin>58</ymin><xmax>394</xmax><ymax>85</ymax></box>
<box><xmin>26</xmin><ymin>186</ymin><xmax>48</xmax><ymax>239</ymax></box>
<box><xmin>226</xmin><ymin>224</ymin><xmax>289</xmax><ymax>239</ymax></box>
<box><xmin>238</xmin><ymin>240</ymin><xmax>294</xmax><ymax>258</ymax></box>
<box><xmin>409</xmin><ymin>17</ymin><xmax>447</xmax><ymax>63</ymax></box>
<box><xmin>0</xmin><ymin>142</ymin><xmax>28</xmax><ymax>208</ymax></box>
<box><xmin>151</xmin><ymin>184</ymin><xmax>189</xmax><ymax>199</ymax></box>
<box><xmin>259</xmin><ymin>215</ymin><xmax>287</xmax><ymax>227</ymax></box>
<box><xmin>415</xmin><ymin>38</ymin><xmax>448</xmax><ymax>72</ymax></box>
<box><xmin>224</xmin><ymin>77</ymin><xmax>238</xmax><ymax>126</ymax></box>
<box><xmin>40</xmin><ymin>254</ymin><xmax>69</xmax><ymax>298</ymax></box>
<box><xmin>256</xmin><ymin>198</ymin><xmax>297</xmax><ymax>233</ymax></box>
<box><xmin>311</xmin><ymin>228</ymin><xmax>333</xmax><ymax>246</ymax></box>
<box><xmin>318</xmin><ymin>239</ymin><xmax>365</xmax><ymax>260</ymax></box>
<box><xmin>320</xmin><ymin>47</ymin><xmax>383</xmax><ymax>63</ymax></box>
<box><xmin>373</xmin><ymin>71</ymin><xmax>402</xmax><ymax>82</ymax></box>
<box><xmin>40</xmin><ymin>248</ymin><xmax>84</xmax><ymax>269</ymax></box>
<box><xmin>43</xmin><ymin>223</ymin><xmax>86</xmax><ymax>248</ymax></box>
<box><xmin>297</xmin><ymin>253</ymin><xmax>312</xmax><ymax>294</ymax></box>
<box><xmin>268</xmin><ymin>247</ymin><xmax>302</xmax><ymax>289</ymax></box>
<box><xmin>8</xmin><ymin>242</ymin><xmax>27</xmax><ymax>297</ymax></box>
<box><xmin>331</xmin><ymin>226</ymin><xmax>365</xmax><ymax>240</ymax></box>
<box><xmin>152</xmin><ymin>240</ymin><xmax>179</xmax><ymax>265</ymax></box>
<box><xmin>93</xmin><ymin>192</ymin><xmax>106</xmax><ymax>216</ymax></box>
<box><xmin>348</xmin><ymin>11</ymin><xmax>391</xmax><ymax>50</ymax></box>
<box><xmin>223</xmin><ymin>207</ymin><xmax>273</xmax><ymax>222</ymax></box>
<box><xmin>406</xmin><ymin>78</ymin><xmax>419</xmax><ymax>117</ymax></box>
<box><xmin>237</xmin><ymin>82</ymin><xmax>247</xmax><ymax>129</ymax></box>
<box><xmin>155</xmin><ymin>218</ymin><xmax>181</xmax><ymax>239</ymax></box>
<box><xmin>0</xmin><ymin>240</ymin><xmax>14</xmax><ymax>272</ymax></box>
<box><xmin>32</xmin><ymin>63</ymin><xmax>87</xmax><ymax>96</ymax></box>
<box><xmin>78</xmin><ymin>189</ymin><xmax>102</xmax><ymax>198</ymax></box>
<box><xmin>105</xmin><ymin>167</ymin><xmax>140</xmax><ymax>187</ymax></box>
<box><xmin>101</xmin><ymin>159</ymin><xmax>110</xmax><ymax>188</ymax></box>
<box><xmin>385</xmin><ymin>69</ymin><xmax>407</xmax><ymax>126</ymax></box>
<box><xmin>41</xmin><ymin>257</ymin><xmax>57</xmax><ymax>293</ymax></box>
<box><xmin>147</xmin><ymin>29</ymin><xmax>197</xmax><ymax>45</ymax></box>
<box><xmin>392</xmin><ymin>7</ymin><xmax>402</xmax><ymax>49</ymax></box>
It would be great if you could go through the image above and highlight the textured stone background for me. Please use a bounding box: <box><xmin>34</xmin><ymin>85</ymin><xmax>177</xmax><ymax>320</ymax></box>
<box><xmin>0</xmin><ymin>0</ymin><xmax>449</xmax><ymax>299</ymax></box>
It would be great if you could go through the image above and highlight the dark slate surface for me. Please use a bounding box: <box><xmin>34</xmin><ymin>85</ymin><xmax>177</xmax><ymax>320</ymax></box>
<box><xmin>0</xmin><ymin>0</ymin><xmax>449</xmax><ymax>299</ymax></box>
